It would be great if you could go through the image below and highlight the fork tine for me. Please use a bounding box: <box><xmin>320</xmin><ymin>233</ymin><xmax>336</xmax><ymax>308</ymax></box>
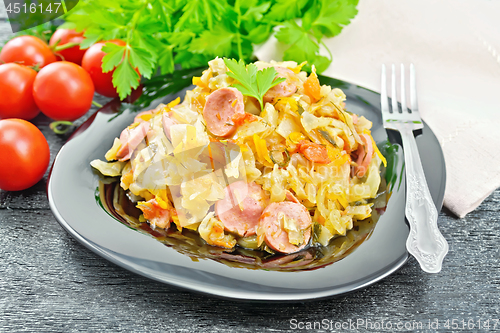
<box><xmin>391</xmin><ymin>64</ymin><xmax>398</xmax><ymax>113</ymax></box>
<box><xmin>381</xmin><ymin>65</ymin><xmax>389</xmax><ymax>113</ymax></box>
<box><xmin>410</xmin><ymin>64</ymin><xmax>418</xmax><ymax>113</ymax></box>
<box><xmin>400</xmin><ymin>64</ymin><xmax>407</xmax><ymax>113</ymax></box>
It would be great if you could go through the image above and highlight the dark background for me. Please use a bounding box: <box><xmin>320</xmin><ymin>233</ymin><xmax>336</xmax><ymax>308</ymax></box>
<box><xmin>1</xmin><ymin>8</ymin><xmax>499</xmax><ymax>332</ymax></box>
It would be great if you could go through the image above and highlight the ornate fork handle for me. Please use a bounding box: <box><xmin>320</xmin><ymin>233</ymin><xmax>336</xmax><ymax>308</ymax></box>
<box><xmin>399</xmin><ymin>124</ymin><xmax>449</xmax><ymax>273</ymax></box>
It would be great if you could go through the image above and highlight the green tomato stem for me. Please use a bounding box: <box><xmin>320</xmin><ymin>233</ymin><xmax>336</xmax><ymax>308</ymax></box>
<box><xmin>49</xmin><ymin>121</ymin><xmax>74</xmax><ymax>135</ymax></box>
<box><xmin>92</xmin><ymin>100</ymin><xmax>103</xmax><ymax>108</ymax></box>
<box><xmin>320</xmin><ymin>40</ymin><xmax>333</xmax><ymax>62</ymax></box>
<box><xmin>53</xmin><ymin>42</ymin><xmax>81</xmax><ymax>52</ymax></box>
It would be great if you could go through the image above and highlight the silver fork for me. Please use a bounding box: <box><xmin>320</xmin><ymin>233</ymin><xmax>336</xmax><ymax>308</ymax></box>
<box><xmin>381</xmin><ymin>64</ymin><xmax>448</xmax><ymax>273</ymax></box>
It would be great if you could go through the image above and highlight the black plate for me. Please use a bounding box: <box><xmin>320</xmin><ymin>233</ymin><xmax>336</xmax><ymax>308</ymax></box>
<box><xmin>47</xmin><ymin>75</ymin><xmax>446</xmax><ymax>301</ymax></box>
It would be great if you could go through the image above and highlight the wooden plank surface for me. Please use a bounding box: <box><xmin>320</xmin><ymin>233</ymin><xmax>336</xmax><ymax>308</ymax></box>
<box><xmin>1</xmin><ymin>17</ymin><xmax>499</xmax><ymax>332</ymax></box>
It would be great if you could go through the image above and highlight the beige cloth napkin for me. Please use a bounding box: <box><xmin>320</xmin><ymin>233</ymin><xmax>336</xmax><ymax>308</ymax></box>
<box><xmin>256</xmin><ymin>0</ymin><xmax>500</xmax><ymax>218</ymax></box>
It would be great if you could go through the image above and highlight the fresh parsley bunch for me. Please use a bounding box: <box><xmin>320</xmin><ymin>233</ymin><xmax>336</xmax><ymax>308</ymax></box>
<box><xmin>61</xmin><ymin>0</ymin><xmax>359</xmax><ymax>99</ymax></box>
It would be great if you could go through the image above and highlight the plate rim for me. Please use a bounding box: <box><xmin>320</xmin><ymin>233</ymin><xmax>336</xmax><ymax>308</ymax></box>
<box><xmin>47</xmin><ymin>75</ymin><xmax>446</xmax><ymax>302</ymax></box>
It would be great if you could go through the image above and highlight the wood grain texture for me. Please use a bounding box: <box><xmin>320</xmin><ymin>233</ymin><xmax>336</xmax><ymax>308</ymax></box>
<box><xmin>0</xmin><ymin>3</ymin><xmax>6</xmax><ymax>20</ymax></box>
<box><xmin>1</xmin><ymin>20</ymin><xmax>499</xmax><ymax>332</ymax></box>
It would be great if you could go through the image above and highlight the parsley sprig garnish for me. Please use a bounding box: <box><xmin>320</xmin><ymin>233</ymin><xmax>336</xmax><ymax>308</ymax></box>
<box><xmin>223</xmin><ymin>58</ymin><xmax>285</xmax><ymax>111</ymax></box>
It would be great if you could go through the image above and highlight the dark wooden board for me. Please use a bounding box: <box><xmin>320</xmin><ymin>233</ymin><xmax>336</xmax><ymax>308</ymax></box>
<box><xmin>1</xmin><ymin>18</ymin><xmax>499</xmax><ymax>332</ymax></box>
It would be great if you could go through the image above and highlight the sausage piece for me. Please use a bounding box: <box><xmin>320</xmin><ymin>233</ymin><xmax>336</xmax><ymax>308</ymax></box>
<box><xmin>116</xmin><ymin>121</ymin><xmax>150</xmax><ymax>161</ymax></box>
<box><xmin>203</xmin><ymin>87</ymin><xmax>244</xmax><ymax>137</ymax></box>
<box><xmin>258</xmin><ymin>201</ymin><xmax>312</xmax><ymax>254</ymax></box>
<box><xmin>285</xmin><ymin>190</ymin><xmax>300</xmax><ymax>204</ymax></box>
<box><xmin>354</xmin><ymin>134</ymin><xmax>373</xmax><ymax>177</ymax></box>
<box><xmin>215</xmin><ymin>181</ymin><xmax>269</xmax><ymax>237</ymax></box>
<box><xmin>162</xmin><ymin>112</ymin><xmax>177</xmax><ymax>140</ymax></box>
<box><xmin>263</xmin><ymin>67</ymin><xmax>297</xmax><ymax>103</ymax></box>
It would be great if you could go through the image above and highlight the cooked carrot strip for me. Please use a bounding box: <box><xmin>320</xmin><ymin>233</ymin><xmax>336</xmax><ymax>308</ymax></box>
<box><xmin>304</xmin><ymin>72</ymin><xmax>321</xmax><ymax>103</ymax></box>
<box><xmin>232</xmin><ymin>112</ymin><xmax>257</xmax><ymax>126</ymax></box>
<box><xmin>253</xmin><ymin>134</ymin><xmax>273</xmax><ymax>166</ymax></box>
<box><xmin>298</xmin><ymin>140</ymin><xmax>331</xmax><ymax>164</ymax></box>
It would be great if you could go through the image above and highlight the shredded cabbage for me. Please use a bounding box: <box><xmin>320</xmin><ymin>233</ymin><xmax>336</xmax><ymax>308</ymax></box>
<box><xmin>90</xmin><ymin>160</ymin><xmax>126</xmax><ymax>177</ymax></box>
<box><xmin>97</xmin><ymin>58</ymin><xmax>385</xmax><ymax>245</ymax></box>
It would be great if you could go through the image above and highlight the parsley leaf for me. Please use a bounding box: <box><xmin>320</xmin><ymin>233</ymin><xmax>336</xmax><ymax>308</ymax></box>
<box><xmin>174</xmin><ymin>0</ymin><xmax>228</xmax><ymax>32</ymax></box>
<box><xmin>241</xmin><ymin>2</ymin><xmax>271</xmax><ymax>23</ymax></box>
<box><xmin>129</xmin><ymin>47</ymin><xmax>156</xmax><ymax>79</ymax></box>
<box><xmin>158</xmin><ymin>45</ymin><xmax>175</xmax><ymax>75</ymax></box>
<box><xmin>223</xmin><ymin>58</ymin><xmax>286</xmax><ymax>111</ymax></box>
<box><xmin>80</xmin><ymin>29</ymin><xmax>103</xmax><ymax>49</ymax></box>
<box><xmin>112</xmin><ymin>53</ymin><xmax>141</xmax><ymax>100</ymax></box>
<box><xmin>265</xmin><ymin>0</ymin><xmax>309</xmax><ymax>22</ymax></box>
<box><xmin>311</xmin><ymin>0</ymin><xmax>359</xmax><ymax>38</ymax></box>
<box><xmin>189</xmin><ymin>24</ymin><xmax>235</xmax><ymax>57</ymax></box>
<box><xmin>101</xmin><ymin>43</ymin><xmax>126</xmax><ymax>73</ymax></box>
<box><xmin>275</xmin><ymin>0</ymin><xmax>359</xmax><ymax>72</ymax></box>
<box><xmin>275</xmin><ymin>21</ymin><xmax>318</xmax><ymax>52</ymax></box>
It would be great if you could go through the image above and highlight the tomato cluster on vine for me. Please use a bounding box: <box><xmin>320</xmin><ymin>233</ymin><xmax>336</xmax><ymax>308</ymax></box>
<box><xmin>0</xmin><ymin>29</ymin><xmax>141</xmax><ymax>191</ymax></box>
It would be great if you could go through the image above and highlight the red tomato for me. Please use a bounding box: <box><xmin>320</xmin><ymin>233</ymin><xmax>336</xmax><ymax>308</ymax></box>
<box><xmin>0</xmin><ymin>63</ymin><xmax>40</xmax><ymax>120</ymax></box>
<box><xmin>33</xmin><ymin>62</ymin><xmax>95</xmax><ymax>121</ymax></box>
<box><xmin>0</xmin><ymin>119</ymin><xmax>50</xmax><ymax>191</ymax></box>
<box><xmin>0</xmin><ymin>36</ymin><xmax>56</xmax><ymax>68</ymax></box>
<box><xmin>49</xmin><ymin>29</ymin><xmax>86</xmax><ymax>65</ymax></box>
<box><xmin>82</xmin><ymin>40</ymin><xmax>139</xmax><ymax>98</ymax></box>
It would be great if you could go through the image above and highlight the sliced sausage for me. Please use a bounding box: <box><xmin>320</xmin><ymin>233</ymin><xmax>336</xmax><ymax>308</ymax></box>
<box><xmin>162</xmin><ymin>112</ymin><xmax>177</xmax><ymax>140</ymax></box>
<box><xmin>258</xmin><ymin>201</ymin><xmax>312</xmax><ymax>254</ymax></box>
<box><xmin>354</xmin><ymin>133</ymin><xmax>373</xmax><ymax>177</ymax></box>
<box><xmin>285</xmin><ymin>190</ymin><xmax>300</xmax><ymax>204</ymax></box>
<box><xmin>351</xmin><ymin>114</ymin><xmax>359</xmax><ymax>125</ymax></box>
<box><xmin>215</xmin><ymin>181</ymin><xmax>269</xmax><ymax>237</ymax></box>
<box><xmin>116</xmin><ymin>121</ymin><xmax>150</xmax><ymax>161</ymax></box>
<box><xmin>263</xmin><ymin>67</ymin><xmax>297</xmax><ymax>103</ymax></box>
<box><xmin>203</xmin><ymin>87</ymin><xmax>244</xmax><ymax>137</ymax></box>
